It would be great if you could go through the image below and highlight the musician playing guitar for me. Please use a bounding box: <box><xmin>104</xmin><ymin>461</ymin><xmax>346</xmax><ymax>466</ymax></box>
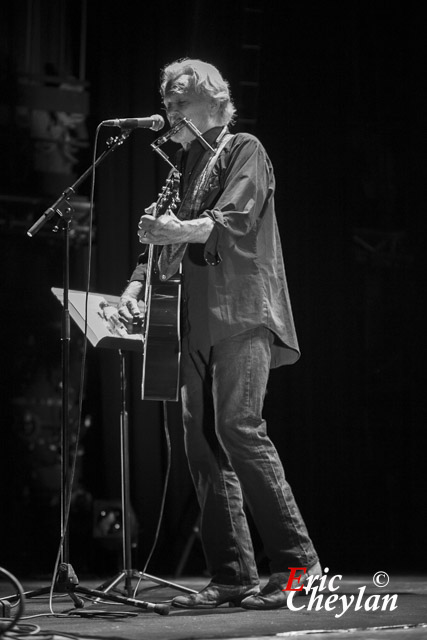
<box><xmin>117</xmin><ymin>58</ymin><xmax>321</xmax><ymax>610</ymax></box>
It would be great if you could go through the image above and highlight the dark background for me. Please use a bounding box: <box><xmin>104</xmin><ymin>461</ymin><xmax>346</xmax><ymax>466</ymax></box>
<box><xmin>0</xmin><ymin>1</ymin><xmax>426</xmax><ymax>579</ymax></box>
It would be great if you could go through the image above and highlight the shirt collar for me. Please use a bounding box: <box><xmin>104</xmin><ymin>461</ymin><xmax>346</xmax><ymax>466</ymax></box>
<box><xmin>190</xmin><ymin>126</ymin><xmax>227</xmax><ymax>151</ymax></box>
<box><xmin>177</xmin><ymin>126</ymin><xmax>227</xmax><ymax>173</ymax></box>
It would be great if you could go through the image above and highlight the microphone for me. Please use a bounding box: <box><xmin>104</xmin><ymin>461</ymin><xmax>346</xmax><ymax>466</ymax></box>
<box><xmin>101</xmin><ymin>114</ymin><xmax>165</xmax><ymax>131</ymax></box>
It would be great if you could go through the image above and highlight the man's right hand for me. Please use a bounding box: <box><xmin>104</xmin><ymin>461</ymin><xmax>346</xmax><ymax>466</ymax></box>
<box><xmin>117</xmin><ymin>281</ymin><xmax>145</xmax><ymax>332</ymax></box>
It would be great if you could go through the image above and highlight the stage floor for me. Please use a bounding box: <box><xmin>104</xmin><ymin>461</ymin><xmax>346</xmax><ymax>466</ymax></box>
<box><xmin>1</xmin><ymin>573</ymin><xmax>426</xmax><ymax>640</ymax></box>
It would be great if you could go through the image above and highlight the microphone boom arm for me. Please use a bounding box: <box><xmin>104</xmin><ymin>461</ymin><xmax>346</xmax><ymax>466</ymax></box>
<box><xmin>27</xmin><ymin>129</ymin><xmax>132</xmax><ymax>237</ymax></box>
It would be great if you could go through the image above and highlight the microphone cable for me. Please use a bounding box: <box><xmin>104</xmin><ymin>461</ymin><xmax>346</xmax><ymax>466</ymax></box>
<box><xmin>46</xmin><ymin>123</ymin><xmax>101</xmax><ymax>615</ymax></box>
<box><xmin>132</xmin><ymin>401</ymin><xmax>172</xmax><ymax>597</ymax></box>
<box><xmin>0</xmin><ymin>567</ymin><xmax>25</xmax><ymax>636</ymax></box>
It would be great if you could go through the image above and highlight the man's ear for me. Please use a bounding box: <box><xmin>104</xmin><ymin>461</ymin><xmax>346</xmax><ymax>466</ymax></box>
<box><xmin>209</xmin><ymin>98</ymin><xmax>221</xmax><ymax>116</ymax></box>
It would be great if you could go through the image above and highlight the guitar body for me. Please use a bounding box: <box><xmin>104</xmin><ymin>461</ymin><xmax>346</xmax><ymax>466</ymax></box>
<box><xmin>140</xmin><ymin>169</ymin><xmax>182</xmax><ymax>401</ymax></box>
<box><xmin>141</xmin><ymin>271</ymin><xmax>181</xmax><ymax>401</ymax></box>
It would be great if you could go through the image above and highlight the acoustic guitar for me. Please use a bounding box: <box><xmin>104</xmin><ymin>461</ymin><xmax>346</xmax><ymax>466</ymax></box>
<box><xmin>141</xmin><ymin>170</ymin><xmax>182</xmax><ymax>401</ymax></box>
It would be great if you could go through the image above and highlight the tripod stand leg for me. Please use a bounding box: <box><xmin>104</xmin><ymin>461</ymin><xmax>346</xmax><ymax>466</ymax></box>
<box><xmin>6</xmin><ymin>563</ymin><xmax>85</xmax><ymax>608</ymax></box>
<box><xmin>74</xmin><ymin>584</ymin><xmax>170</xmax><ymax>615</ymax></box>
<box><xmin>59</xmin><ymin>564</ymin><xmax>170</xmax><ymax>615</ymax></box>
<box><xmin>6</xmin><ymin>564</ymin><xmax>169</xmax><ymax>615</ymax></box>
<box><xmin>96</xmin><ymin>571</ymin><xmax>128</xmax><ymax>593</ymax></box>
<box><xmin>135</xmin><ymin>572</ymin><xmax>197</xmax><ymax>594</ymax></box>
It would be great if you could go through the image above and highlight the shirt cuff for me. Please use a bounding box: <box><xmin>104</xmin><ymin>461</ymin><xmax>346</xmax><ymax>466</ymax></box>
<box><xmin>129</xmin><ymin>261</ymin><xmax>146</xmax><ymax>282</ymax></box>
<box><xmin>202</xmin><ymin>211</ymin><xmax>223</xmax><ymax>266</ymax></box>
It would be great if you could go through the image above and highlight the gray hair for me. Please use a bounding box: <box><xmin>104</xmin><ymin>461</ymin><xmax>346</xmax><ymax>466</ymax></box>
<box><xmin>160</xmin><ymin>58</ymin><xmax>236</xmax><ymax>126</ymax></box>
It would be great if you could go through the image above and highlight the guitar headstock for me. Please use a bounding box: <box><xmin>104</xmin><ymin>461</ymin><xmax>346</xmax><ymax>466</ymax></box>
<box><xmin>155</xmin><ymin>169</ymin><xmax>181</xmax><ymax>218</ymax></box>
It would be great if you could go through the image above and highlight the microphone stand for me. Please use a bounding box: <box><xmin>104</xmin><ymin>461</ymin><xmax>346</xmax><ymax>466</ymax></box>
<box><xmin>17</xmin><ymin>130</ymin><xmax>169</xmax><ymax>615</ymax></box>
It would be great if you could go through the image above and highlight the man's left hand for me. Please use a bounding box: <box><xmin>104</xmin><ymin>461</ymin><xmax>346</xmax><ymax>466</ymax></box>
<box><xmin>138</xmin><ymin>212</ymin><xmax>183</xmax><ymax>245</ymax></box>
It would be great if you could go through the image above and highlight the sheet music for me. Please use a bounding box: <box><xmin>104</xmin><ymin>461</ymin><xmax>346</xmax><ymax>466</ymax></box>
<box><xmin>51</xmin><ymin>288</ymin><xmax>144</xmax><ymax>352</ymax></box>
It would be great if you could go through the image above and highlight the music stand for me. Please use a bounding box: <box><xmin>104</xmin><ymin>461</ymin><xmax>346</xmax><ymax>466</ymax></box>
<box><xmin>52</xmin><ymin>288</ymin><xmax>196</xmax><ymax>598</ymax></box>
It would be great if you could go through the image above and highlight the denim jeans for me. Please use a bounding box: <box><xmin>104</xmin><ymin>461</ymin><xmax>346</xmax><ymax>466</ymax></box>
<box><xmin>180</xmin><ymin>326</ymin><xmax>319</xmax><ymax>586</ymax></box>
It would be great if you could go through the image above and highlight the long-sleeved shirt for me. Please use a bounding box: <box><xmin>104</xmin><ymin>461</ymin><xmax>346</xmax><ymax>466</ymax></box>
<box><xmin>130</xmin><ymin>126</ymin><xmax>300</xmax><ymax>368</ymax></box>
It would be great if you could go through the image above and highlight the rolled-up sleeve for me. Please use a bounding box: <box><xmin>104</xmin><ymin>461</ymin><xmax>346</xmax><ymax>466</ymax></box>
<box><xmin>201</xmin><ymin>135</ymin><xmax>274</xmax><ymax>265</ymax></box>
<box><xmin>129</xmin><ymin>254</ymin><xmax>147</xmax><ymax>282</ymax></box>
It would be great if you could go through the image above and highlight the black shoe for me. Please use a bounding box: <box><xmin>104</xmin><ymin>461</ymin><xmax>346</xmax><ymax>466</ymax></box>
<box><xmin>172</xmin><ymin>582</ymin><xmax>260</xmax><ymax>609</ymax></box>
<box><xmin>241</xmin><ymin>562</ymin><xmax>322</xmax><ymax>610</ymax></box>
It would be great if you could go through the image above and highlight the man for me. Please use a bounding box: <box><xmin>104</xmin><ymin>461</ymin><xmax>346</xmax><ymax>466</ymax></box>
<box><xmin>118</xmin><ymin>58</ymin><xmax>321</xmax><ymax>609</ymax></box>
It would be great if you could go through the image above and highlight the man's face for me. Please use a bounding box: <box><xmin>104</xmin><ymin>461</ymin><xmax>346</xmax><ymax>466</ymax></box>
<box><xmin>163</xmin><ymin>74</ymin><xmax>218</xmax><ymax>147</ymax></box>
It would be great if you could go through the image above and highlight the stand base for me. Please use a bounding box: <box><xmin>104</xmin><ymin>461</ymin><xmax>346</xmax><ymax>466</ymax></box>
<box><xmin>9</xmin><ymin>564</ymin><xmax>170</xmax><ymax>615</ymax></box>
<box><xmin>97</xmin><ymin>569</ymin><xmax>197</xmax><ymax>597</ymax></box>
